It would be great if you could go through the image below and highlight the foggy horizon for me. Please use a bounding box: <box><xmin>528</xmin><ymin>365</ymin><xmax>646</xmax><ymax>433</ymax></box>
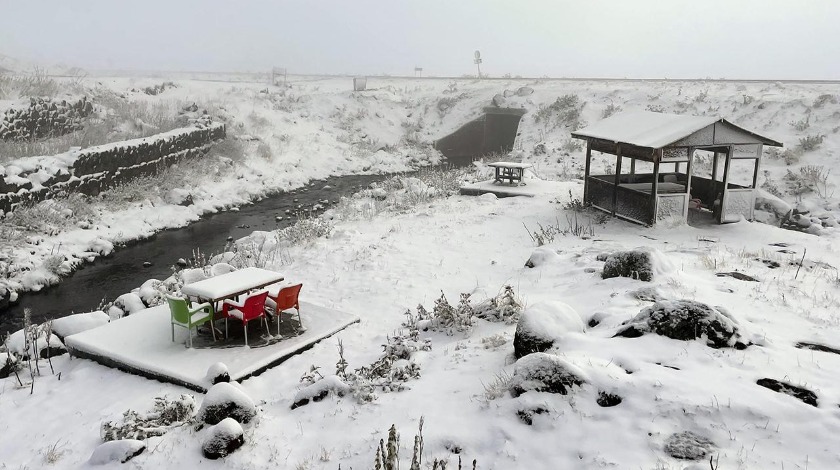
<box><xmin>2</xmin><ymin>0</ymin><xmax>839</xmax><ymax>80</ymax></box>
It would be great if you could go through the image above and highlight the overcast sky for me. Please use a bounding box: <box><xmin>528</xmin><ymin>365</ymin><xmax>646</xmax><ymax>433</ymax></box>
<box><xmin>1</xmin><ymin>0</ymin><xmax>838</xmax><ymax>79</ymax></box>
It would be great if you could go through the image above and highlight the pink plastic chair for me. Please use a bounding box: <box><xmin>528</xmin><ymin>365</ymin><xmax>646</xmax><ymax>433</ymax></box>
<box><xmin>220</xmin><ymin>290</ymin><xmax>269</xmax><ymax>346</ymax></box>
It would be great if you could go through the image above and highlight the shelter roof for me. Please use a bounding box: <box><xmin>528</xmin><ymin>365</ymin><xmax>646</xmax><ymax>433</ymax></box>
<box><xmin>572</xmin><ymin>111</ymin><xmax>782</xmax><ymax>149</ymax></box>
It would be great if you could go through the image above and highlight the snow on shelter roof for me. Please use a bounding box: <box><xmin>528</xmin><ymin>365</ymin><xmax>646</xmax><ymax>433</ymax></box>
<box><xmin>571</xmin><ymin>111</ymin><xmax>779</xmax><ymax>149</ymax></box>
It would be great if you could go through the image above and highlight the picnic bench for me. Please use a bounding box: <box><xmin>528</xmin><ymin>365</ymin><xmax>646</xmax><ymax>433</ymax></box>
<box><xmin>488</xmin><ymin>161</ymin><xmax>531</xmax><ymax>185</ymax></box>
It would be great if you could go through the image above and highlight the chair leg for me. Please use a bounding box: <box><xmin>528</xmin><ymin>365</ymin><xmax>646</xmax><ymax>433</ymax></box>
<box><xmin>297</xmin><ymin>307</ymin><xmax>302</xmax><ymax>330</ymax></box>
<box><xmin>171</xmin><ymin>323</ymin><xmax>175</xmax><ymax>343</ymax></box>
<box><xmin>225</xmin><ymin>318</ymin><xmax>229</xmax><ymax>339</ymax></box>
<box><xmin>244</xmin><ymin>321</ymin><xmax>249</xmax><ymax>347</ymax></box>
<box><xmin>210</xmin><ymin>320</ymin><xmax>217</xmax><ymax>341</ymax></box>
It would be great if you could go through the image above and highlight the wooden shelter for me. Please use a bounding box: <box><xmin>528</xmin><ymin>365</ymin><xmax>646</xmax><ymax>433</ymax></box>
<box><xmin>571</xmin><ymin>111</ymin><xmax>782</xmax><ymax>226</ymax></box>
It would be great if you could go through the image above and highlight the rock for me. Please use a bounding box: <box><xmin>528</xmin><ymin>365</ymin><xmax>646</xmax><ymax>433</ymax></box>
<box><xmin>601</xmin><ymin>247</ymin><xmax>674</xmax><ymax>282</ymax></box>
<box><xmin>514</xmin><ymin>301</ymin><xmax>584</xmax><ymax>358</ymax></box>
<box><xmin>524</xmin><ymin>247</ymin><xmax>560</xmax><ymax>268</ymax></box>
<box><xmin>491</xmin><ymin>93</ymin><xmax>507</xmax><ymax>107</ymax></box>
<box><xmin>715</xmin><ymin>271</ymin><xmax>759</xmax><ymax>282</ymax></box>
<box><xmin>516</xmin><ymin>406</ymin><xmax>548</xmax><ymax>425</ymax></box>
<box><xmin>664</xmin><ymin>431</ymin><xmax>714</xmax><ymax>460</ymax></box>
<box><xmin>516</xmin><ymin>86</ymin><xmax>535</xmax><ymax>96</ymax></box>
<box><xmin>205</xmin><ymin>362</ymin><xmax>230</xmax><ymax>385</ymax></box>
<box><xmin>142</xmin><ymin>261</ymin><xmax>152</xmax><ymax>267</ymax></box>
<box><xmin>202</xmin><ymin>418</ymin><xmax>244</xmax><ymax>459</ymax></box>
<box><xmin>509</xmin><ymin>352</ymin><xmax>586</xmax><ymax>397</ymax></box>
<box><xmin>756</xmin><ymin>378</ymin><xmax>818</xmax><ymax>407</ymax></box>
<box><xmin>615</xmin><ymin>299</ymin><xmax>745</xmax><ymax>349</ymax></box>
<box><xmin>89</xmin><ymin>439</ymin><xmax>146</xmax><ymax>465</ymax></box>
<box><xmin>503</xmin><ymin>89</ymin><xmax>515</xmax><ymax>98</ymax></box>
<box><xmin>0</xmin><ymin>355</ymin><xmax>20</xmax><ymax>379</ymax></box>
<box><xmin>596</xmin><ymin>391</ymin><xmax>622</xmax><ymax>407</ymax></box>
<box><xmin>794</xmin><ymin>341</ymin><xmax>840</xmax><ymax>355</ymax></box>
<box><xmin>291</xmin><ymin>375</ymin><xmax>351</xmax><ymax>409</ymax></box>
<box><xmin>197</xmin><ymin>382</ymin><xmax>257</xmax><ymax>425</ymax></box>
<box><xmin>627</xmin><ymin>286</ymin><xmax>666</xmax><ymax>302</ymax></box>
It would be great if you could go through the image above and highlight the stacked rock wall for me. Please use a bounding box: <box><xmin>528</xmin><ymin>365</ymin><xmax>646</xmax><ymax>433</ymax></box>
<box><xmin>0</xmin><ymin>123</ymin><xmax>225</xmax><ymax>213</ymax></box>
<box><xmin>0</xmin><ymin>97</ymin><xmax>94</xmax><ymax>141</ymax></box>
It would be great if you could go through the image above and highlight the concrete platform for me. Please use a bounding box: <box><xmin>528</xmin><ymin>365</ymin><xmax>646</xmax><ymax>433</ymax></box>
<box><xmin>65</xmin><ymin>302</ymin><xmax>359</xmax><ymax>391</ymax></box>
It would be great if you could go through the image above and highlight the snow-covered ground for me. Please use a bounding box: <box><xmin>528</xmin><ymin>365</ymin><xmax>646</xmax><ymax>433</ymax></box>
<box><xmin>2</xmin><ymin>75</ymin><xmax>840</xmax><ymax>469</ymax></box>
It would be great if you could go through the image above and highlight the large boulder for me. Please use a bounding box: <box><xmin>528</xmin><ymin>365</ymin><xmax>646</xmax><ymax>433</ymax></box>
<box><xmin>509</xmin><ymin>352</ymin><xmax>586</xmax><ymax>397</ymax></box>
<box><xmin>615</xmin><ymin>299</ymin><xmax>745</xmax><ymax>349</ymax></box>
<box><xmin>202</xmin><ymin>418</ymin><xmax>244</xmax><ymax>459</ymax></box>
<box><xmin>197</xmin><ymin>382</ymin><xmax>257</xmax><ymax>425</ymax></box>
<box><xmin>513</xmin><ymin>301</ymin><xmax>583</xmax><ymax>358</ymax></box>
<box><xmin>88</xmin><ymin>439</ymin><xmax>146</xmax><ymax>465</ymax></box>
<box><xmin>601</xmin><ymin>247</ymin><xmax>674</xmax><ymax>282</ymax></box>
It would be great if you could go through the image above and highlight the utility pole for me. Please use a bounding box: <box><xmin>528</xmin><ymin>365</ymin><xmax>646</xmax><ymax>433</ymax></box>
<box><xmin>474</xmin><ymin>51</ymin><xmax>482</xmax><ymax>79</ymax></box>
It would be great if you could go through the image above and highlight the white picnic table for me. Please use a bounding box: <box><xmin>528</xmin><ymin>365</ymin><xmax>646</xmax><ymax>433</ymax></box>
<box><xmin>180</xmin><ymin>267</ymin><xmax>285</xmax><ymax>304</ymax></box>
<box><xmin>487</xmin><ymin>161</ymin><xmax>532</xmax><ymax>185</ymax></box>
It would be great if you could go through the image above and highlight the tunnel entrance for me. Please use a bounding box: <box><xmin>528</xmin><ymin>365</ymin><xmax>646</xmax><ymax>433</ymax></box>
<box><xmin>434</xmin><ymin>107</ymin><xmax>526</xmax><ymax>164</ymax></box>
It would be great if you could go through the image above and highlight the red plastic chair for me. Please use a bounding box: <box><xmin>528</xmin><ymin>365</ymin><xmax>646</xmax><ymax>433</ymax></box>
<box><xmin>220</xmin><ymin>290</ymin><xmax>269</xmax><ymax>346</ymax></box>
<box><xmin>268</xmin><ymin>283</ymin><xmax>303</xmax><ymax>335</ymax></box>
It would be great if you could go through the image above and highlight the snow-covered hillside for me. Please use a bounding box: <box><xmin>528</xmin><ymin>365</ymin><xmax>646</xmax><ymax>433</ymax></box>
<box><xmin>1</xmin><ymin>75</ymin><xmax>840</xmax><ymax>469</ymax></box>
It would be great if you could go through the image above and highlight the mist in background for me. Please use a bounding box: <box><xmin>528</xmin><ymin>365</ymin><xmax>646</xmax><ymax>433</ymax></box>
<box><xmin>1</xmin><ymin>0</ymin><xmax>838</xmax><ymax>79</ymax></box>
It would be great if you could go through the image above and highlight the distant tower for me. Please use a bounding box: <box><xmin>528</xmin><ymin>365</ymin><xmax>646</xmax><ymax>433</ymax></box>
<box><xmin>473</xmin><ymin>50</ymin><xmax>482</xmax><ymax>79</ymax></box>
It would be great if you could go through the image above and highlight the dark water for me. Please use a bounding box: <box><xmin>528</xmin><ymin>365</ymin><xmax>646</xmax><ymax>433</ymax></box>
<box><xmin>0</xmin><ymin>173</ymin><xmax>389</xmax><ymax>334</ymax></box>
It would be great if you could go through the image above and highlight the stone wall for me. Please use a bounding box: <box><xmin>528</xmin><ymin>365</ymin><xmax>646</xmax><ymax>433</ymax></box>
<box><xmin>0</xmin><ymin>97</ymin><xmax>94</xmax><ymax>141</ymax></box>
<box><xmin>0</xmin><ymin>123</ymin><xmax>225</xmax><ymax>213</ymax></box>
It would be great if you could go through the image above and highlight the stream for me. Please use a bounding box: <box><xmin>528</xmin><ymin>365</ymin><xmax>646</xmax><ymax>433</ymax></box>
<box><xmin>0</xmin><ymin>173</ymin><xmax>390</xmax><ymax>334</ymax></box>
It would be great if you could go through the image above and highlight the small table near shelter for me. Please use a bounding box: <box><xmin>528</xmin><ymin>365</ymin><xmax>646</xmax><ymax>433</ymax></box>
<box><xmin>181</xmin><ymin>267</ymin><xmax>285</xmax><ymax>307</ymax></box>
<box><xmin>488</xmin><ymin>161</ymin><xmax>532</xmax><ymax>186</ymax></box>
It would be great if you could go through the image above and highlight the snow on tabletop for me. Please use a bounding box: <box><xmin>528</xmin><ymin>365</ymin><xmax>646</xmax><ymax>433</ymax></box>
<box><xmin>179</xmin><ymin>267</ymin><xmax>284</xmax><ymax>300</ymax></box>
<box><xmin>573</xmin><ymin>110</ymin><xmax>719</xmax><ymax>148</ymax></box>
<box><xmin>64</xmin><ymin>302</ymin><xmax>358</xmax><ymax>389</ymax></box>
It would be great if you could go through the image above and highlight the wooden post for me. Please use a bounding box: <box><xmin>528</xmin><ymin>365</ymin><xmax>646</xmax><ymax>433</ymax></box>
<box><xmin>612</xmin><ymin>145</ymin><xmax>622</xmax><ymax>216</ymax></box>
<box><xmin>751</xmin><ymin>144</ymin><xmax>763</xmax><ymax>189</ymax></box>
<box><xmin>711</xmin><ymin>151</ymin><xmax>719</xmax><ymax>201</ymax></box>
<box><xmin>630</xmin><ymin>158</ymin><xmax>636</xmax><ymax>176</ymax></box>
<box><xmin>583</xmin><ymin>141</ymin><xmax>592</xmax><ymax>203</ymax></box>
<box><xmin>685</xmin><ymin>147</ymin><xmax>694</xmax><ymax>220</ymax></box>
<box><xmin>719</xmin><ymin>146</ymin><xmax>733</xmax><ymax>223</ymax></box>
<box><xmin>651</xmin><ymin>153</ymin><xmax>660</xmax><ymax>225</ymax></box>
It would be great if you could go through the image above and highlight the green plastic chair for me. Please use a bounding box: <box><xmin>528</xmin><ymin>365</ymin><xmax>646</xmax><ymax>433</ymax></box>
<box><xmin>167</xmin><ymin>295</ymin><xmax>216</xmax><ymax>348</ymax></box>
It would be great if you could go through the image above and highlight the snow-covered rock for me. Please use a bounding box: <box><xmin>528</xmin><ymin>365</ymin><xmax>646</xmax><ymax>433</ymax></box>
<box><xmin>509</xmin><ymin>352</ymin><xmax>587</xmax><ymax>397</ymax></box>
<box><xmin>197</xmin><ymin>382</ymin><xmax>257</xmax><ymax>425</ymax></box>
<box><xmin>88</xmin><ymin>439</ymin><xmax>146</xmax><ymax>465</ymax></box>
<box><xmin>664</xmin><ymin>431</ymin><xmax>715</xmax><ymax>461</ymax></box>
<box><xmin>205</xmin><ymin>362</ymin><xmax>230</xmax><ymax>386</ymax></box>
<box><xmin>524</xmin><ymin>246</ymin><xmax>560</xmax><ymax>268</ymax></box>
<box><xmin>601</xmin><ymin>247</ymin><xmax>675</xmax><ymax>282</ymax></box>
<box><xmin>202</xmin><ymin>418</ymin><xmax>244</xmax><ymax>460</ymax></box>
<box><xmin>615</xmin><ymin>299</ymin><xmax>745</xmax><ymax>349</ymax></box>
<box><xmin>115</xmin><ymin>292</ymin><xmax>146</xmax><ymax>315</ymax></box>
<box><xmin>513</xmin><ymin>301</ymin><xmax>584</xmax><ymax>358</ymax></box>
<box><xmin>51</xmin><ymin>310</ymin><xmax>109</xmax><ymax>338</ymax></box>
<box><xmin>291</xmin><ymin>375</ymin><xmax>351</xmax><ymax>409</ymax></box>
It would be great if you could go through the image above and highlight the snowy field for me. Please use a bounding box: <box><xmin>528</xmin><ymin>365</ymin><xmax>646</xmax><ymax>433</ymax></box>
<box><xmin>2</xmin><ymin>74</ymin><xmax>840</xmax><ymax>469</ymax></box>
